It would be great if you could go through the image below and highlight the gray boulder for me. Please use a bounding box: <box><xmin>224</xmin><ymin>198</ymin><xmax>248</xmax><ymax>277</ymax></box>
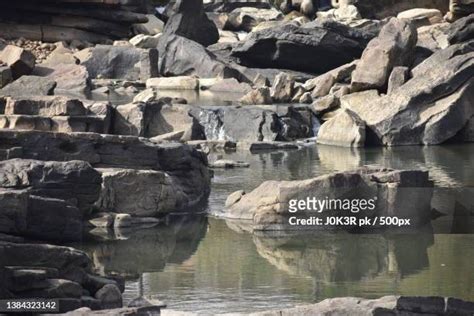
<box><xmin>0</xmin><ymin>76</ymin><xmax>56</xmax><ymax>97</ymax></box>
<box><xmin>0</xmin><ymin>159</ymin><xmax>102</xmax><ymax>213</ymax></box>
<box><xmin>0</xmin><ymin>44</ymin><xmax>36</xmax><ymax>79</ymax></box>
<box><xmin>224</xmin><ymin>166</ymin><xmax>433</xmax><ymax>229</ymax></box>
<box><xmin>351</xmin><ymin>18</ymin><xmax>417</xmax><ymax>92</ymax></box>
<box><xmin>162</xmin><ymin>0</ymin><xmax>219</xmax><ymax>47</ymax></box>
<box><xmin>4</xmin><ymin>96</ymin><xmax>87</xmax><ymax>116</ymax></box>
<box><xmin>447</xmin><ymin>13</ymin><xmax>474</xmax><ymax>45</ymax></box>
<box><xmin>74</xmin><ymin>45</ymin><xmax>154</xmax><ymax>80</ymax></box>
<box><xmin>343</xmin><ymin>40</ymin><xmax>474</xmax><ymax>146</ymax></box>
<box><xmin>191</xmin><ymin>105</ymin><xmax>316</xmax><ymax>142</ymax></box>
<box><xmin>158</xmin><ymin>35</ymin><xmax>241</xmax><ymax>78</ymax></box>
<box><xmin>0</xmin><ymin>189</ymin><xmax>82</xmax><ymax>242</ymax></box>
<box><xmin>32</xmin><ymin>64</ymin><xmax>90</xmax><ymax>98</ymax></box>
<box><xmin>0</xmin><ymin>66</ymin><xmax>12</xmax><ymax>88</ymax></box>
<box><xmin>317</xmin><ymin>109</ymin><xmax>365</xmax><ymax>147</ymax></box>
<box><xmin>232</xmin><ymin>21</ymin><xmax>373</xmax><ymax>73</ymax></box>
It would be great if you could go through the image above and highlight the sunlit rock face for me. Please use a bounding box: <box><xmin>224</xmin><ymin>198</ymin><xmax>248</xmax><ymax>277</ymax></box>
<box><xmin>224</xmin><ymin>166</ymin><xmax>434</xmax><ymax>230</ymax></box>
<box><xmin>355</xmin><ymin>0</ymin><xmax>449</xmax><ymax>19</ymax></box>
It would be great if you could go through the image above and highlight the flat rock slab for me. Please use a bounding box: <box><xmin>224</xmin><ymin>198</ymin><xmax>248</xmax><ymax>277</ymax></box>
<box><xmin>0</xmin><ymin>159</ymin><xmax>101</xmax><ymax>212</ymax></box>
<box><xmin>0</xmin><ymin>75</ymin><xmax>56</xmax><ymax>97</ymax></box>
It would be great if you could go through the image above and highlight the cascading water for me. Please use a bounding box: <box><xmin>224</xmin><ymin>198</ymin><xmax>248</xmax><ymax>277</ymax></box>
<box><xmin>198</xmin><ymin>109</ymin><xmax>226</xmax><ymax>141</ymax></box>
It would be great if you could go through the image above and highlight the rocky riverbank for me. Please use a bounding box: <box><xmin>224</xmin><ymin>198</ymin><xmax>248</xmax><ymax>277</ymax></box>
<box><xmin>0</xmin><ymin>0</ymin><xmax>473</xmax><ymax>314</ymax></box>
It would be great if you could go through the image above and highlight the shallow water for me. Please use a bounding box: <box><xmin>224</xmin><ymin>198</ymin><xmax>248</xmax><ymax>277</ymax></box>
<box><xmin>77</xmin><ymin>144</ymin><xmax>474</xmax><ymax>314</ymax></box>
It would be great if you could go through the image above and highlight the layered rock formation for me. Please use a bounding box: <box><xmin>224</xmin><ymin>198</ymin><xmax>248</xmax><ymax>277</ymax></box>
<box><xmin>0</xmin><ymin>0</ymin><xmax>149</xmax><ymax>43</ymax></box>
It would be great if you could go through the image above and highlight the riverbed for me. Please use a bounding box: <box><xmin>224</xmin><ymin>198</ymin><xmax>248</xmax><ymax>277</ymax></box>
<box><xmin>76</xmin><ymin>144</ymin><xmax>474</xmax><ymax>314</ymax></box>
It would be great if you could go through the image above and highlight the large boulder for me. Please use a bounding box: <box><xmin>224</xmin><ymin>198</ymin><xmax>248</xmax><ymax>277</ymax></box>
<box><xmin>162</xmin><ymin>0</ymin><xmax>219</xmax><ymax>47</ymax></box>
<box><xmin>351</xmin><ymin>18</ymin><xmax>417</xmax><ymax>92</ymax></box>
<box><xmin>231</xmin><ymin>20</ymin><xmax>374</xmax><ymax>73</ymax></box>
<box><xmin>0</xmin><ymin>131</ymin><xmax>212</xmax><ymax>210</ymax></box>
<box><xmin>32</xmin><ymin>64</ymin><xmax>90</xmax><ymax>98</ymax></box>
<box><xmin>0</xmin><ymin>159</ymin><xmax>102</xmax><ymax>213</ymax></box>
<box><xmin>343</xmin><ymin>40</ymin><xmax>474</xmax><ymax>146</ymax></box>
<box><xmin>74</xmin><ymin>45</ymin><xmax>156</xmax><ymax>80</ymax></box>
<box><xmin>190</xmin><ymin>105</ymin><xmax>317</xmax><ymax>142</ymax></box>
<box><xmin>0</xmin><ymin>76</ymin><xmax>56</xmax><ymax>97</ymax></box>
<box><xmin>224</xmin><ymin>166</ymin><xmax>433</xmax><ymax>229</ymax></box>
<box><xmin>447</xmin><ymin>13</ymin><xmax>474</xmax><ymax>45</ymax></box>
<box><xmin>96</xmin><ymin>168</ymin><xmax>179</xmax><ymax>217</ymax></box>
<box><xmin>4</xmin><ymin>96</ymin><xmax>87</xmax><ymax>116</ymax></box>
<box><xmin>0</xmin><ymin>44</ymin><xmax>35</xmax><ymax>79</ymax></box>
<box><xmin>0</xmin><ymin>189</ymin><xmax>82</xmax><ymax>242</ymax></box>
<box><xmin>158</xmin><ymin>35</ymin><xmax>241</xmax><ymax>78</ymax></box>
<box><xmin>317</xmin><ymin>109</ymin><xmax>366</xmax><ymax>147</ymax></box>
<box><xmin>225</xmin><ymin>7</ymin><xmax>283</xmax><ymax>32</ymax></box>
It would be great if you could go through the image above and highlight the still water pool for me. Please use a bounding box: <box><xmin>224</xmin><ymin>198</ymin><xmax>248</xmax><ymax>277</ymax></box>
<box><xmin>77</xmin><ymin>144</ymin><xmax>474</xmax><ymax>314</ymax></box>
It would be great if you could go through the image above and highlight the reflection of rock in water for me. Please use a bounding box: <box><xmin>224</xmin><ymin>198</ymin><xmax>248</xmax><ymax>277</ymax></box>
<box><xmin>253</xmin><ymin>232</ymin><xmax>434</xmax><ymax>282</ymax></box>
<box><xmin>316</xmin><ymin>145</ymin><xmax>364</xmax><ymax>172</ymax></box>
<box><xmin>79</xmin><ymin>215</ymin><xmax>208</xmax><ymax>278</ymax></box>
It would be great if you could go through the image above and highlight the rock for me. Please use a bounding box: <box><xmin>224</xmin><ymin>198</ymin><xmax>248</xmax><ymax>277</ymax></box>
<box><xmin>140</xmin><ymin>48</ymin><xmax>159</xmax><ymax>80</ymax></box>
<box><xmin>304</xmin><ymin>60</ymin><xmax>358</xmax><ymax>91</ymax></box>
<box><xmin>240</xmin><ymin>87</ymin><xmax>272</xmax><ymax>105</ymax></box>
<box><xmin>95</xmin><ymin>284</ymin><xmax>122</xmax><ymax>309</ymax></box>
<box><xmin>387</xmin><ymin>66</ymin><xmax>410</xmax><ymax>94</ymax></box>
<box><xmin>0</xmin><ymin>189</ymin><xmax>82</xmax><ymax>242</ymax></box>
<box><xmin>0</xmin><ymin>159</ymin><xmax>102</xmax><ymax>213</ymax></box>
<box><xmin>447</xmin><ymin>13</ymin><xmax>474</xmax><ymax>45</ymax></box>
<box><xmin>417</xmin><ymin>23</ymin><xmax>450</xmax><ymax>52</ymax></box>
<box><xmin>133</xmin><ymin>88</ymin><xmax>156</xmax><ymax>103</ymax></box>
<box><xmin>232</xmin><ymin>21</ymin><xmax>374</xmax><ymax>73</ymax></box>
<box><xmin>191</xmin><ymin>105</ymin><xmax>315</xmax><ymax>142</ymax></box>
<box><xmin>299</xmin><ymin>92</ymin><xmax>312</xmax><ymax>103</ymax></box>
<box><xmin>129</xmin><ymin>34</ymin><xmax>161</xmax><ymax>49</ymax></box>
<box><xmin>248</xmin><ymin>141</ymin><xmax>300</xmax><ymax>152</ymax></box>
<box><xmin>146</xmin><ymin>76</ymin><xmax>199</xmax><ymax>90</ymax></box>
<box><xmin>204</xmin><ymin>0</ymin><xmax>272</xmax><ymax>12</ymax></box>
<box><xmin>448</xmin><ymin>0</ymin><xmax>474</xmax><ymax>21</ymax></box>
<box><xmin>224</xmin><ymin>166</ymin><xmax>433</xmax><ymax>228</ymax></box>
<box><xmin>206</xmin><ymin>78</ymin><xmax>252</xmax><ymax>94</ymax></box>
<box><xmin>5</xmin><ymin>96</ymin><xmax>87</xmax><ymax>116</ymax></box>
<box><xmin>396</xmin><ymin>296</ymin><xmax>445</xmax><ymax>314</ymax></box>
<box><xmin>270</xmin><ymin>73</ymin><xmax>294</xmax><ymax>103</ymax></box>
<box><xmin>446</xmin><ymin>297</ymin><xmax>474</xmax><ymax>315</ymax></box>
<box><xmin>0</xmin><ymin>76</ymin><xmax>56</xmax><ymax>97</ymax></box>
<box><xmin>113</xmin><ymin>102</ymin><xmax>160</xmax><ymax>137</ymax></box>
<box><xmin>310</xmin><ymin>73</ymin><xmax>336</xmax><ymax>98</ymax></box>
<box><xmin>317</xmin><ymin>109</ymin><xmax>365</xmax><ymax>147</ymax></box>
<box><xmin>344</xmin><ymin>40</ymin><xmax>474</xmax><ymax>146</ymax></box>
<box><xmin>43</xmin><ymin>45</ymin><xmax>78</xmax><ymax>65</ymax></box>
<box><xmin>0</xmin><ymin>44</ymin><xmax>36</xmax><ymax>79</ymax></box>
<box><xmin>161</xmin><ymin>0</ymin><xmax>219</xmax><ymax>47</ymax></box>
<box><xmin>96</xmin><ymin>168</ymin><xmax>178</xmax><ymax>217</ymax></box>
<box><xmin>132</xmin><ymin>14</ymin><xmax>164</xmax><ymax>35</ymax></box>
<box><xmin>312</xmin><ymin>94</ymin><xmax>340</xmax><ymax>114</ymax></box>
<box><xmin>88</xmin><ymin>212</ymin><xmax>115</xmax><ymax>228</ymax></box>
<box><xmin>253</xmin><ymin>73</ymin><xmax>270</xmax><ymax>87</ymax></box>
<box><xmin>351</xmin><ymin>18</ymin><xmax>417</xmax><ymax>92</ymax></box>
<box><xmin>225</xmin><ymin>7</ymin><xmax>283</xmax><ymax>32</ymax></box>
<box><xmin>158</xmin><ymin>35</ymin><xmax>240</xmax><ymax>78</ymax></box>
<box><xmin>0</xmin><ymin>66</ymin><xmax>12</xmax><ymax>88</ymax></box>
<box><xmin>210</xmin><ymin>160</ymin><xmax>250</xmax><ymax>168</ymax></box>
<box><xmin>150</xmin><ymin>130</ymin><xmax>186</xmax><ymax>142</ymax></box>
<box><xmin>74</xmin><ymin>45</ymin><xmax>146</xmax><ymax>80</ymax></box>
<box><xmin>397</xmin><ymin>8</ymin><xmax>444</xmax><ymax>27</ymax></box>
<box><xmin>0</xmin><ymin>131</ymin><xmax>211</xmax><ymax>211</ymax></box>
<box><xmin>32</xmin><ymin>64</ymin><xmax>90</xmax><ymax>97</ymax></box>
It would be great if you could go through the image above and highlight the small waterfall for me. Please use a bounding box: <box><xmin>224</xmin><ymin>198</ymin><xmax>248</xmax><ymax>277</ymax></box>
<box><xmin>198</xmin><ymin>109</ymin><xmax>226</xmax><ymax>141</ymax></box>
<box><xmin>312</xmin><ymin>113</ymin><xmax>322</xmax><ymax>137</ymax></box>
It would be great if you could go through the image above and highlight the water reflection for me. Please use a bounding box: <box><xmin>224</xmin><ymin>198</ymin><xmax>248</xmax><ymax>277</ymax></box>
<box><xmin>77</xmin><ymin>215</ymin><xmax>207</xmax><ymax>278</ymax></box>
<box><xmin>73</xmin><ymin>144</ymin><xmax>474</xmax><ymax>313</ymax></box>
